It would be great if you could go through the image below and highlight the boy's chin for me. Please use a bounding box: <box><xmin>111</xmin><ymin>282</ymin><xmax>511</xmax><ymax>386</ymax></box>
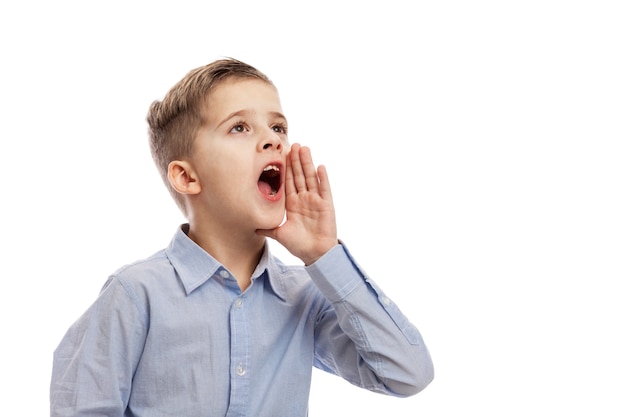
<box><xmin>258</xmin><ymin>212</ymin><xmax>286</xmax><ymax>231</ymax></box>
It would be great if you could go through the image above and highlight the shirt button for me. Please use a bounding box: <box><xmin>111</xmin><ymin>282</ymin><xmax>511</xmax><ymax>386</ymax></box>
<box><xmin>237</xmin><ymin>364</ymin><xmax>246</xmax><ymax>376</ymax></box>
<box><xmin>381</xmin><ymin>296</ymin><xmax>392</xmax><ymax>306</ymax></box>
<box><xmin>234</xmin><ymin>298</ymin><xmax>243</xmax><ymax>308</ymax></box>
<box><xmin>219</xmin><ymin>270</ymin><xmax>230</xmax><ymax>278</ymax></box>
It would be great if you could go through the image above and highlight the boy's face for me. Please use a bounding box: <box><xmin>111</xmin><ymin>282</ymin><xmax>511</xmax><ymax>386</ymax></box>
<box><xmin>188</xmin><ymin>78</ymin><xmax>289</xmax><ymax>231</ymax></box>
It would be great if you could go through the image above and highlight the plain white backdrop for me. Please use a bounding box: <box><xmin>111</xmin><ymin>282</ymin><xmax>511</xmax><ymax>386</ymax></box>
<box><xmin>1</xmin><ymin>1</ymin><xmax>624</xmax><ymax>415</ymax></box>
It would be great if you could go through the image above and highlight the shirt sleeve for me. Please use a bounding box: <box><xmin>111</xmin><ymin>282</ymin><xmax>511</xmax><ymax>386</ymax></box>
<box><xmin>305</xmin><ymin>243</ymin><xmax>434</xmax><ymax>397</ymax></box>
<box><xmin>50</xmin><ymin>277</ymin><xmax>147</xmax><ymax>417</ymax></box>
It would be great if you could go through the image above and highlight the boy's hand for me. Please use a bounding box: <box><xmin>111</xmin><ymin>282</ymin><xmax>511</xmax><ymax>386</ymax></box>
<box><xmin>257</xmin><ymin>143</ymin><xmax>338</xmax><ymax>265</ymax></box>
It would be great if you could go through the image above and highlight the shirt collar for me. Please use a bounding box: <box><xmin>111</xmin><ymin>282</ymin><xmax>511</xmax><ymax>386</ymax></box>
<box><xmin>165</xmin><ymin>224</ymin><xmax>286</xmax><ymax>300</ymax></box>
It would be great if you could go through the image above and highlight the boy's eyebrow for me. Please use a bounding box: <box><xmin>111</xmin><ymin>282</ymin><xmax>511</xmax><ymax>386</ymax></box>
<box><xmin>268</xmin><ymin>111</ymin><xmax>288</xmax><ymax>122</ymax></box>
<box><xmin>216</xmin><ymin>109</ymin><xmax>287</xmax><ymax>128</ymax></box>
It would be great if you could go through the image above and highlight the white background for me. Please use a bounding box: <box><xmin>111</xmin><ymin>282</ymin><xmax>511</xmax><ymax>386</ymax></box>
<box><xmin>1</xmin><ymin>1</ymin><xmax>624</xmax><ymax>415</ymax></box>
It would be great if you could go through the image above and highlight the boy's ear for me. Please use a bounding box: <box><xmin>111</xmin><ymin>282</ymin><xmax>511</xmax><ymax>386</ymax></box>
<box><xmin>167</xmin><ymin>160</ymin><xmax>201</xmax><ymax>195</ymax></box>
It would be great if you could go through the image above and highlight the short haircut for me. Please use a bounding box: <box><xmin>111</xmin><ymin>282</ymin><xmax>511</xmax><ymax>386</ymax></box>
<box><xmin>146</xmin><ymin>57</ymin><xmax>273</xmax><ymax>216</ymax></box>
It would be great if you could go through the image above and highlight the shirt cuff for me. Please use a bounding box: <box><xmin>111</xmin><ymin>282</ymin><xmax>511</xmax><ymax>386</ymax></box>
<box><xmin>304</xmin><ymin>242</ymin><xmax>366</xmax><ymax>303</ymax></box>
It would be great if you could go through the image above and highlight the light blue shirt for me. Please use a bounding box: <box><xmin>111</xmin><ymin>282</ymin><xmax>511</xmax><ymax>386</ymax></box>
<box><xmin>51</xmin><ymin>225</ymin><xmax>433</xmax><ymax>416</ymax></box>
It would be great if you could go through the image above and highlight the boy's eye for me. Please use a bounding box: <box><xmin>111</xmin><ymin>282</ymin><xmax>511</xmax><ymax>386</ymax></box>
<box><xmin>230</xmin><ymin>123</ymin><xmax>247</xmax><ymax>133</ymax></box>
<box><xmin>272</xmin><ymin>125</ymin><xmax>287</xmax><ymax>134</ymax></box>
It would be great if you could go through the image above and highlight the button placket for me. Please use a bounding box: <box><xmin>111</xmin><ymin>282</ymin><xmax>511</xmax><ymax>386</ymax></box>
<box><xmin>228</xmin><ymin>286</ymin><xmax>250</xmax><ymax>411</ymax></box>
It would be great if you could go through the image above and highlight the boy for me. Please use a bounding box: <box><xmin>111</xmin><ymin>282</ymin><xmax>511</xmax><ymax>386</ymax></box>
<box><xmin>50</xmin><ymin>58</ymin><xmax>434</xmax><ymax>416</ymax></box>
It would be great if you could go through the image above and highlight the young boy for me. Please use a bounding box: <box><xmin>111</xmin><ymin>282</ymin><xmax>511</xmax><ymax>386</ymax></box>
<box><xmin>50</xmin><ymin>58</ymin><xmax>434</xmax><ymax>416</ymax></box>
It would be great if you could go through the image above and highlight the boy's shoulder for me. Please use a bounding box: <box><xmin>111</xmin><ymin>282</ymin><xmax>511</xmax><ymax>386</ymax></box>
<box><xmin>111</xmin><ymin>249</ymin><xmax>171</xmax><ymax>279</ymax></box>
<box><xmin>105</xmin><ymin>249</ymin><xmax>174</xmax><ymax>293</ymax></box>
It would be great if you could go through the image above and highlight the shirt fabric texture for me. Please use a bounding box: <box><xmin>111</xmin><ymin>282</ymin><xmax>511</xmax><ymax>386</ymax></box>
<box><xmin>51</xmin><ymin>224</ymin><xmax>433</xmax><ymax>416</ymax></box>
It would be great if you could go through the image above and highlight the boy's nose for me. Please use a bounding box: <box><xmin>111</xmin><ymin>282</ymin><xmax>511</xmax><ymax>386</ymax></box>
<box><xmin>259</xmin><ymin>131</ymin><xmax>283</xmax><ymax>152</ymax></box>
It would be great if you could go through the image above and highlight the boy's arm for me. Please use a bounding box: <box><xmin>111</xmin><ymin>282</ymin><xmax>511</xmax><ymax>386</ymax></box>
<box><xmin>259</xmin><ymin>143</ymin><xmax>433</xmax><ymax>394</ymax></box>
<box><xmin>50</xmin><ymin>277</ymin><xmax>145</xmax><ymax>417</ymax></box>
<box><xmin>306</xmin><ymin>243</ymin><xmax>434</xmax><ymax>396</ymax></box>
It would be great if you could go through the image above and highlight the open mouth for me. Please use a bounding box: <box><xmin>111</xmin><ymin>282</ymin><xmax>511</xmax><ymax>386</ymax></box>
<box><xmin>258</xmin><ymin>164</ymin><xmax>282</xmax><ymax>197</ymax></box>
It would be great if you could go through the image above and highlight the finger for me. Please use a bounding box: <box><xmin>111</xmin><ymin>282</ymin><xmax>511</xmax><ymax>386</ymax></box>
<box><xmin>299</xmin><ymin>146</ymin><xmax>320</xmax><ymax>192</ymax></box>
<box><xmin>317</xmin><ymin>164</ymin><xmax>333</xmax><ymax>201</ymax></box>
<box><xmin>284</xmin><ymin>143</ymin><xmax>297</xmax><ymax>197</ymax></box>
<box><xmin>289</xmin><ymin>143</ymin><xmax>308</xmax><ymax>192</ymax></box>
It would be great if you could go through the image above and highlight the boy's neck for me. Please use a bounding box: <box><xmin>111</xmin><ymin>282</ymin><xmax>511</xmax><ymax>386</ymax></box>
<box><xmin>186</xmin><ymin>222</ymin><xmax>264</xmax><ymax>291</ymax></box>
